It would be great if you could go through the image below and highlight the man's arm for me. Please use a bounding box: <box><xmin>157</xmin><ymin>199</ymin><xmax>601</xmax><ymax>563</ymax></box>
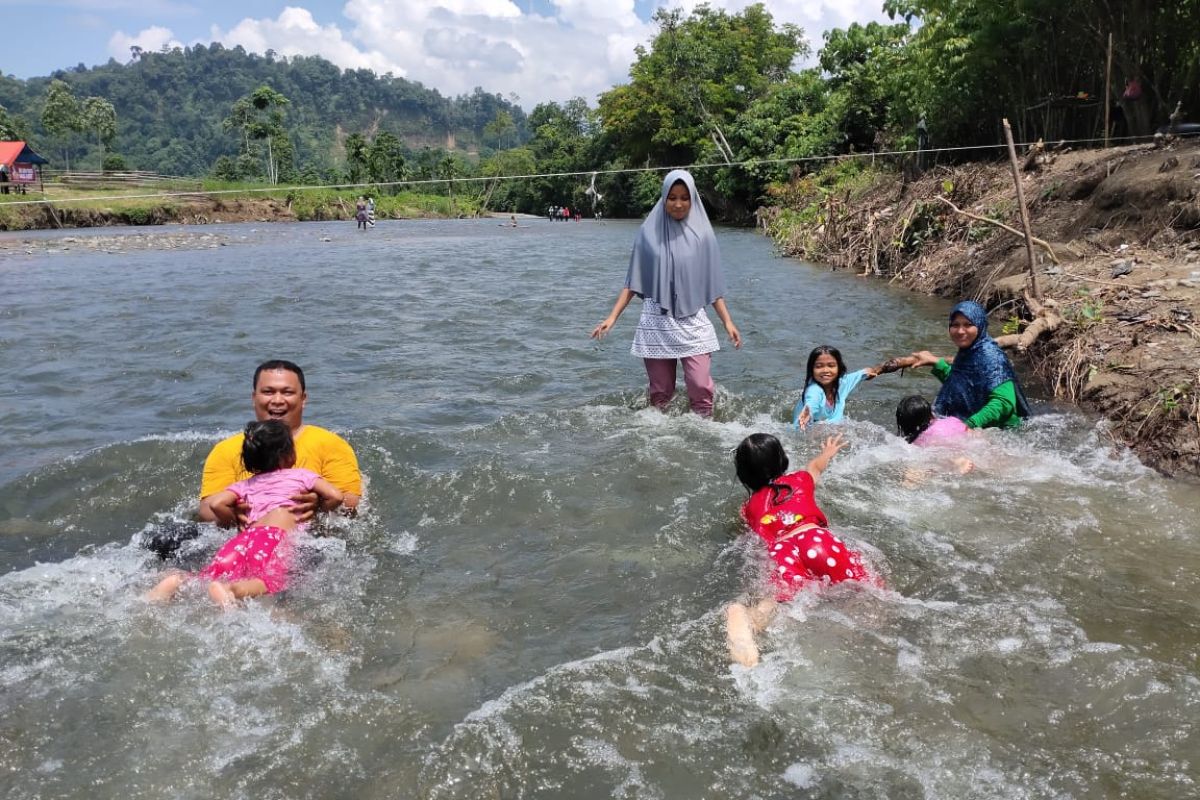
<box><xmin>198</xmin><ymin>436</ymin><xmax>246</xmax><ymax>527</ymax></box>
<box><xmin>199</xmin><ymin>489</ymin><xmax>241</xmax><ymax>527</ymax></box>
<box><xmin>291</xmin><ymin>429</ymin><xmax>362</xmax><ymax>522</ymax></box>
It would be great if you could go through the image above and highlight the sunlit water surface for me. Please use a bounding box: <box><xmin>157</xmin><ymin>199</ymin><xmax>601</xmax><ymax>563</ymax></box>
<box><xmin>1</xmin><ymin>219</ymin><xmax>1198</xmax><ymax>799</ymax></box>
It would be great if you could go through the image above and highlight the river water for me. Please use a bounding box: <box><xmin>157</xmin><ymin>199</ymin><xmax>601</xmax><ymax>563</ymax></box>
<box><xmin>1</xmin><ymin>219</ymin><xmax>1198</xmax><ymax>799</ymax></box>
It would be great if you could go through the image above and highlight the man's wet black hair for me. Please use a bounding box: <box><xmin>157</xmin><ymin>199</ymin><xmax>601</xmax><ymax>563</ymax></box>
<box><xmin>241</xmin><ymin>419</ymin><xmax>295</xmax><ymax>474</ymax></box>
<box><xmin>896</xmin><ymin>395</ymin><xmax>934</xmax><ymax>443</ymax></box>
<box><xmin>735</xmin><ymin>433</ymin><xmax>794</xmax><ymax>505</ymax></box>
<box><xmin>253</xmin><ymin>359</ymin><xmax>306</xmax><ymax>392</ymax></box>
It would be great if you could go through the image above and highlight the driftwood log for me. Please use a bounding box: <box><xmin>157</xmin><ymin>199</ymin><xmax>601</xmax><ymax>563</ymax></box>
<box><xmin>993</xmin><ymin>293</ymin><xmax>1063</xmax><ymax>351</ymax></box>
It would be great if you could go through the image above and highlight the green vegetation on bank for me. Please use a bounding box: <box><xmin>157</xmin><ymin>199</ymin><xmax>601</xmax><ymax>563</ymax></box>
<box><xmin>2</xmin><ymin>1</ymin><xmax>1198</xmax><ymax>225</ymax></box>
<box><xmin>0</xmin><ymin>182</ymin><xmax>479</xmax><ymax>230</ymax></box>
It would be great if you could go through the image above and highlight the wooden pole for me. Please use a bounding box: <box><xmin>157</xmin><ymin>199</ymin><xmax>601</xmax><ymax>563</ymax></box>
<box><xmin>1002</xmin><ymin>118</ymin><xmax>1041</xmax><ymax>302</ymax></box>
<box><xmin>1104</xmin><ymin>32</ymin><xmax>1113</xmax><ymax>148</ymax></box>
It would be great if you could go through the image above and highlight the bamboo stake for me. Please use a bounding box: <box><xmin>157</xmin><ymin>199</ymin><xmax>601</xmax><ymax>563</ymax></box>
<box><xmin>1104</xmin><ymin>32</ymin><xmax>1113</xmax><ymax>149</ymax></box>
<box><xmin>1002</xmin><ymin>118</ymin><xmax>1041</xmax><ymax>301</ymax></box>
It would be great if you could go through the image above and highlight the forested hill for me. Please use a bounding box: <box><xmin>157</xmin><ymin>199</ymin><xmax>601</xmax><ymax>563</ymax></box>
<box><xmin>0</xmin><ymin>44</ymin><xmax>528</xmax><ymax>177</ymax></box>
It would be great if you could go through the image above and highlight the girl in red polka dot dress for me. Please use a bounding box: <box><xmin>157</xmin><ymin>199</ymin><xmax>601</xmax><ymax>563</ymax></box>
<box><xmin>726</xmin><ymin>432</ymin><xmax>878</xmax><ymax>666</ymax></box>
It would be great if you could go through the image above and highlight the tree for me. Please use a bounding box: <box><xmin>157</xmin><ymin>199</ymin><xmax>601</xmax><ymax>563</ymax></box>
<box><xmin>222</xmin><ymin>85</ymin><xmax>292</xmax><ymax>184</ymax></box>
<box><xmin>41</xmin><ymin>79</ymin><xmax>83</xmax><ymax>169</ymax></box>
<box><xmin>599</xmin><ymin>3</ymin><xmax>807</xmax><ymax>169</ymax></box>
<box><xmin>0</xmin><ymin>104</ymin><xmax>29</xmax><ymax>140</ymax></box>
<box><xmin>482</xmin><ymin>109</ymin><xmax>516</xmax><ymax>150</ymax></box>
<box><xmin>82</xmin><ymin>96</ymin><xmax>118</xmax><ymax>161</ymax></box>
<box><xmin>366</xmin><ymin>131</ymin><xmax>407</xmax><ymax>189</ymax></box>
<box><xmin>210</xmin><ymin>155</ymin><xmax>241</xmax><ymax>181</ymax></box>
<box><xmin>344</xmin><ymin>132</ymin><xmax>368</xmax><ymax>183</ymax></box>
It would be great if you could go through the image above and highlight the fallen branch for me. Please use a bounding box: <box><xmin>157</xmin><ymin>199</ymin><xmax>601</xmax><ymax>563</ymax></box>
<box><xmin>1061</xmin><ymin>268</ymin><xmax>1136</xmax><ymax>288</ymax></box>
<box><xmin>993</xmin><ymin>291</ymin><xmax>1063</xmax><ymax>351</ymax></box>
<box><xmin>935</xmin><ymin>195</ymin><xmax>1060</xmax><ymax>264</ymax></box>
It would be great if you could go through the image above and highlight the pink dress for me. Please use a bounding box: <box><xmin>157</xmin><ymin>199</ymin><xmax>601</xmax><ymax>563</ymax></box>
<box><xmin>913</xmin><ymin>416</ymin><xmax>969</xmax><ymax>446</ymax></box>
<box><xmin>199</xmin><ymin>468</ymin><xmax>318</xmax><ymax>593</ymax></box>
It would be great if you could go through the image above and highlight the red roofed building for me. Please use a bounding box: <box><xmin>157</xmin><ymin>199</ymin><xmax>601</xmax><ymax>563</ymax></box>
<box><xmin>0</xmin><ymin>141</ymin><xmax>48</xmax><ymax>194</ymax></box>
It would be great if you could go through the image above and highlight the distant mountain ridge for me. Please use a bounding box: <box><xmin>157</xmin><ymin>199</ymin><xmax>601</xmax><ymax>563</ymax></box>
<box><xmin>0</xmin><ymin>43</ymin><xmax>529</xmax><ymax>176</ymax></box>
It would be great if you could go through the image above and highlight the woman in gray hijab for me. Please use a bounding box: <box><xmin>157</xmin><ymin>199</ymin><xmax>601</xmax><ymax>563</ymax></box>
<box><xmin>590</xmin><ymin>170</ymin><xmax>742</xmax><ymax>416</ymax></box>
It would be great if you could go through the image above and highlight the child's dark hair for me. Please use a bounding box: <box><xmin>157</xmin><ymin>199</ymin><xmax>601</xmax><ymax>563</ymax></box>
<box><xmin>896</xmin><ymin>395</ymin><xmax>934</xmax><ymax>443</ymax></box>
<box><xmin>735</xmin><ymin>433</ymin><xmax>793</xmax><ymax>504</ymax></box>
<box><xmin>241</xmin><ymin>420</ymin><xmax>295</xmax><ymax>474</ymax></box>
<box><xmin>804</xmin><ymin>345</ymin><xmax>847</xmax><ymax>400</ymax></box>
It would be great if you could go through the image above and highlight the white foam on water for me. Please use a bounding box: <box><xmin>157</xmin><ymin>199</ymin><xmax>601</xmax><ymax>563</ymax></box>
<box><xmin>389</xmin><ymin>531</ymin><xmax>420</xmax><ymax>555</ymax></box>
<box><xmin>782</xmin><ymin>761</ymin><xmax>817</xmax><ymax>788</ymax></box>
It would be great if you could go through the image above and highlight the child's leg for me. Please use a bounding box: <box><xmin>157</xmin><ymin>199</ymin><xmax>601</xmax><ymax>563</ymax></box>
<box><xmin>681</xmin><ymin>354</ymin><xmax>715</xmax><ymax>417</ymax></box>
<box><xmin>643</xmin><ymin>358</ymin><xmax>677</xmax><ymax>409</ymax></box>
<box><xmin>726</xmin><ymin>602</ymin><xmax>762</xmax><ymax>667</ymax></box>
<box><xmin>146</xmin><ymin>571</ymin><xmax>187</xmax><ymax>603</ymax></box>
<box><xmin>748</xmin><ymin>598</ymin><xmax>778</xmax><ymax>630</ymax></box>
<box><xmin>727</xmin><ymin>598</ymin><xmax>778</xmax><ymax>667</ymax></box>
<box><xmin>208</xmin><ymin>578</ymin><xmax>268</xmax><ymax>608</ymax></box>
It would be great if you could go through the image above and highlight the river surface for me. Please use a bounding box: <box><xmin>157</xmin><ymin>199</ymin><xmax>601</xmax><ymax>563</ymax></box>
<box><xmin>1</xmin><ymin>219</ymin><xmax>1198</xmax><ymax>799</ymax></box>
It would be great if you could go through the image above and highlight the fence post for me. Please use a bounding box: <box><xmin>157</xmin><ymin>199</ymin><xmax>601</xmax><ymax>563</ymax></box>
<box><xmin>1002</xmin><ymin>118</ymin><xmax>1041</xmax><ymax>302</ymax></box>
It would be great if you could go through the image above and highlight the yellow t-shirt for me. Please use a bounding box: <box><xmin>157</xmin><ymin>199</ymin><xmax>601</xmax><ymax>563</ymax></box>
<box><xmin>200</xmin><ymin>424</ymin><xmax>362</xmax><ymax>499</ymax></box>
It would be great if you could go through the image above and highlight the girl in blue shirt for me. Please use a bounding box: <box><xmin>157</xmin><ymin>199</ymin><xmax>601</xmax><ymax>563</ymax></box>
<box><xmin>794</xmin><ymin>345</ymin><xmax>914</xmax><ymax>429</ymax></box>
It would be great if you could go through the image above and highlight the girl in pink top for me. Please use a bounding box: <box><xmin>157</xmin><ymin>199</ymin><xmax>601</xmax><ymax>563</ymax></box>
<box><xmin>148</xmin><ymin>420</ymin><xmax>343</xmax><ymax>608</ymax></box>
<box><xmin>895</xmin><ymin>395</ymin><xmax>975</xmax><ymax>474</ymax></box>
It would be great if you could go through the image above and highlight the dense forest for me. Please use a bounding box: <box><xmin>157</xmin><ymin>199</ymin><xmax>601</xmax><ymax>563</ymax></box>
<box><xmin>0</xmin><ymin>43</ymin><xmax>528</xmax><ymax>180</ymax></box>
<box><xmin>1</xmin><ymin>1</ymin><xmax>1198</xmax><ymax>219</ymax></box>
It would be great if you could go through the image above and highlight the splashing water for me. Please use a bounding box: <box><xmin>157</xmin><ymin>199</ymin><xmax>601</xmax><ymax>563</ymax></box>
<box><xmin>1</xmin><ymin>219</ymin><xmax>1198</xmax><ymax>798</ymax></box>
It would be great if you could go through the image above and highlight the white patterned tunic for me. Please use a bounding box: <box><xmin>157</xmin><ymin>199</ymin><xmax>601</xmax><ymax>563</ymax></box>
<box><xmin>630</xmin><ymin>298</ymin><xmax>720</xmax><ymax>359</ymax></box>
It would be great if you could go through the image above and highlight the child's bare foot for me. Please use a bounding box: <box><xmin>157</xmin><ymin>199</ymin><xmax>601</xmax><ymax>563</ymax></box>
<box><xmin>208</xmin><ymin>581</ymin><xmax>237</xmax><ymax>609</ymax></box>
<box><xmin>726</xmin><ymin>603</ymin><xmax>761</xmax><ymax>667</ymax></box>
<box><xmin>146</xmin><ymin>572</ymin><xmax>185</xmax><ymax>603</ymax></box>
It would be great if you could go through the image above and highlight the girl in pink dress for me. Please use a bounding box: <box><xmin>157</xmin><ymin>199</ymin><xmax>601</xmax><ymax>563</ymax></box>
<box><xmin>148</xmin><ymin>420</ymin><xmax>344</xmax><ymax>608</ymax></box>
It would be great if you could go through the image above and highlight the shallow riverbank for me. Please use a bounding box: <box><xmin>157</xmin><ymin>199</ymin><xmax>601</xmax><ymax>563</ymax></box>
<box><xmin>767</xmin><ymin>140</ymin><xmax>1200</xmax><ymax>478</ymax></box>
<box><xmin>0</xmin><ymin>192</ymin><xmax>485</xmax><ymax>231</ymax></box>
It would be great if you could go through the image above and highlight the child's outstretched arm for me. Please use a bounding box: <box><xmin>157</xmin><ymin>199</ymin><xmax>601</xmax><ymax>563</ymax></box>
<box><xmin>867</xmin><ymin>354</ymin><xmax>920</xmax><ymax>378</ymax></box>
<box><xmin>312</xmin><ymin>477</ymin><xmax>345</xmax><ymax>513</ymax></box>
<box><xmin>792</xmin><ymin>385</ymin><xmax>823</xmax><ymax>430</ymax></box>
<box><xmin>805</xmin><ymin>432</ymin><xmax>848</xmax><ymax>484</ymax></box>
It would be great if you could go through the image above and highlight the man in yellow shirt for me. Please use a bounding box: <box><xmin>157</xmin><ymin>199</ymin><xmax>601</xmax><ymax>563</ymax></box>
<box><xmin>199</xmin><ymin>359</ymin><xmax>362</xmax><ymax>527</ymax></box>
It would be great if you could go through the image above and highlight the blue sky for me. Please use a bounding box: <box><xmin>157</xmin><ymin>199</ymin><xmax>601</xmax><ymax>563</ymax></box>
<box><xmin>2</xmin><ymin>1</ymin><xmax>891</xmax><ymax>105</ymax></box>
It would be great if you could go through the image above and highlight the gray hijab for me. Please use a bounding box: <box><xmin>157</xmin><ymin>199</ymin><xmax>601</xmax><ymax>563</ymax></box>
<box><xmin>625</xmin><ymin>169</ymin><xmax>726</xmax><ymax>319</ymax></box>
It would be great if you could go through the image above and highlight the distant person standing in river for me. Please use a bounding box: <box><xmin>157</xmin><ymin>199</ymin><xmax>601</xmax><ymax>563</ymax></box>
<box><xmin>590</xmin><ymin>169</ymin><xmax>741</xmax><ymax>417</ymax></box>
<box><xmin>355</xmin><ymin>197</ymin><xmax>368</xmax><ymax>230</ymax></box>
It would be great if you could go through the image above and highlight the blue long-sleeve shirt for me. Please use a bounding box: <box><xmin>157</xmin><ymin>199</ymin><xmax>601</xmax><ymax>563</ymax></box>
<box><xmin>792</xmin><ymin>369</ymin><xmax>870</xmax><ymax>427</ymax></box>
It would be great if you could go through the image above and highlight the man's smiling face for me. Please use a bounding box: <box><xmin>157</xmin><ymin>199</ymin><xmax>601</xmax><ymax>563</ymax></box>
<box><xmin>252</xmin><ymin>368</ymin><xmax>306</xmax><ymax>432</ymax></box>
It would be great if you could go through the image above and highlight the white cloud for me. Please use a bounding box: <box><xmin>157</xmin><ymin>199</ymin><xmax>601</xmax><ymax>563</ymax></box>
<box><xmin>109</xmin><ymin>1</ymin><xmax>896</xmax><ymax>106</ymax></box>
<box><xmin>208</xmin><ymin>6</ymin><xmax>403</xmax><ymax>76</ymax></box>
<box><xmin>107</xmin><ymin>25</ymin><xmax>185</xmax><ymax>59</ymax></box>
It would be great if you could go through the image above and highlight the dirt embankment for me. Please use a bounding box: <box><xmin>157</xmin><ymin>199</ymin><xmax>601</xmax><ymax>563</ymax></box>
<box><xmin>769</xmin><ymin>141</ymin><xmax>1200</xmax><ymax>478</ymax></box>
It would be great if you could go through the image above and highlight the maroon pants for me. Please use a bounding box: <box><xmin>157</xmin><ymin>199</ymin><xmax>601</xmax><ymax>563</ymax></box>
<box><xmin>643</xmin><ymin>354</ymin><xmax>714</xmax><ymax>416</ymax></box>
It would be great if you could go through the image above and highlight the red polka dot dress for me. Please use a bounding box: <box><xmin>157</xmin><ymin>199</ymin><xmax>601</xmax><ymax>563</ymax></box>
<box><xmin>741</xmin><ymin>470</ymin><xmax>872</xmax><ymax>599</ymax></box>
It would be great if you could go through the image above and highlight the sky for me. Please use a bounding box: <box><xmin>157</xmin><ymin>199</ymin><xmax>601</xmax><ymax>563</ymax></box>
<box><xmin>1</xmin><ymin>1</ymin><xmax>894</xmax><ymax>107</ymax></box>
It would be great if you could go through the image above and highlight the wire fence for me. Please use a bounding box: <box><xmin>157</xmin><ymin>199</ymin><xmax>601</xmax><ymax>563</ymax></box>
<box><xmin>0</xmin><ymin>132</ymin><xmax>1164</xmax><ymax>209</ymax></box>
